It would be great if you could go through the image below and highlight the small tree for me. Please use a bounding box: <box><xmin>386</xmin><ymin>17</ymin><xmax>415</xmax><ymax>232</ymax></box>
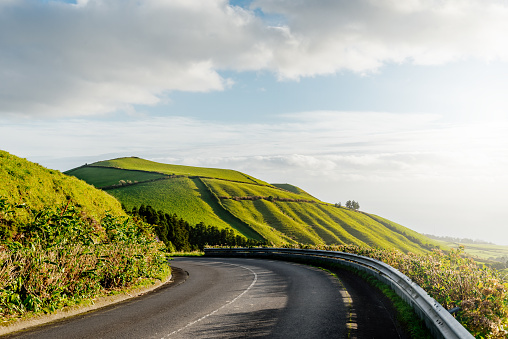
<box><xmin>345</xmin><ymin>200</ymin><xmax>359</xmax><ymax>211</ymax></box>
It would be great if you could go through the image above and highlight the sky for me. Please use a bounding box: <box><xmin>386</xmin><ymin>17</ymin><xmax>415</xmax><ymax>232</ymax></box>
<box><xmin>1</xmin><ymin>0</ymin><xmax>508</xmax><ymax>244</ymax></box>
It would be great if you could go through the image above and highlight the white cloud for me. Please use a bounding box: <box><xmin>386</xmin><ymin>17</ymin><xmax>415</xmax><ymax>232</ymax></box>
<box><xmin>253</xmin><ymin>0</ymin><xmax>508</xmax><ymax>77</ymax></box>
<box><xmin>3</xmin><ymin>111</ymin><xmax>506</xmax><ymax>183</ymax></box>
<box><xmin>3</xmin><ymin>110</ymin><xmax>508</xmax><ymax>243</ymax></box>
<box><xmin>1</xmin><ymin>0</ymin><xmax>508</xmax><ymax>117</ymax></box>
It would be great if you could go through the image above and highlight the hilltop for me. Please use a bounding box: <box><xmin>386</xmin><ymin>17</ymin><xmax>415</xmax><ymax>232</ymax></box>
<box><xmin>66</xmin><ymin>157</ymin><xmax>442</xmax><ymax>253</ymax></box>
<box><xmin>0</xmin><ymin>151</ymin><xmax>125</xmax><ymax>232</ymax></box>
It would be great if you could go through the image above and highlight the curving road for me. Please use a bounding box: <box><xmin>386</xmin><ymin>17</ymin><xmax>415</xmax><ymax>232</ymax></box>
<box><xmin>5</xmin><ymin>257</ymin><xmax>408</xmax><ymax>338</ymax></box>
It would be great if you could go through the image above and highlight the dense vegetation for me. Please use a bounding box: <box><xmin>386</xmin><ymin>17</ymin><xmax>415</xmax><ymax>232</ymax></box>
<box><xmin>281</xmin><ymin>243</ymin><xmax>508</xmax><ymax>338</ymax></box>
<box><xmin>66</xmin><ymin>157</ymin><xmax>443</xmax><ymax>253</ymax></box>
<box><xmin>0</xmin><ymin>151</ymin><xmax>169</xmax><ymax>322</ymax></box>
<box><xmin>130</xmin><ymin>205</ymin><xmax>263</xmax><ymax>251</ymax></box>
<box><xmin>0</xmin><ymin>198</ymin><xmax>169</xmax><ymax>321</ymax></box>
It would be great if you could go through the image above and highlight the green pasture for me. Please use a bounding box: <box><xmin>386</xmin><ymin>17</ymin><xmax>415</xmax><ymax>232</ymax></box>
<box><xmin>105</xmin><ymin>177</ymin><xmax>261</xmax><ymax>239</ymax></box>
<box><xmin>272</xmin><ymin>183</ymin><xmax>318</xmax><ymax>200</ymax></box>
<box><xmin>62</xmin><ymin>155</ymin><xmax>443</xmax><ymax>253</ymax></box>
<box><xmin>106</xmin><ymin>177</ymin><xmax>230</xmax><ymax>227</ymax></box>
<box><xmin>90</xmin><ymin>157</ymin><xmax>268</xmax><ymax>185</ymax></box>
<box><xmin>364</xmin><ymin>213</ymin><xmax>443</xmax><ymax>251</ymax></box>
<box><xmin>218</xmin><ymin>193</ymin><xmax>435</xmax><ymax>253</ymax></box>
<box><xmin>65</xmin><ymin>166</ymin><xmax>167</xmax><ymax>188</ymax></box>
<box><xmin>203</xmin><ymin>178</ymin><xmax>321</xmax><ymax>202</ymax></box>
<box><xmin>220</xmin><ymin>198</ymin><xmax>297</xmax><ymax>245</ymax></box>
<box><xmin>317</xmin><ymin>206</ymin><xmax>432</xmax><ymax>254</ymax></box>
<box><xmin>0</xmin><ymin>150</ymin><xmax>125</xmax><ymax>223</ymax></box>
<box><xmin>437</xmin><ymin>241</ymin><xmax>508</xmax><ymax>262</ymax></box>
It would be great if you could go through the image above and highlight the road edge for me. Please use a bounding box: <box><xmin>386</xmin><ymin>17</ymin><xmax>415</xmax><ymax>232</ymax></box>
<box><xmin>0</xmin><ymin>271</ymin><xmax>176</xmax><ymax>336</ymax></box>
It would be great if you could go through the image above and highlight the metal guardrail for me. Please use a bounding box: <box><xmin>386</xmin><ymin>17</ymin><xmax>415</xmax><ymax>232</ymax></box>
<box><xmin>204</xmin><ymin>247</ymin><xmax>474</xmax><ymax>339</ymax></box>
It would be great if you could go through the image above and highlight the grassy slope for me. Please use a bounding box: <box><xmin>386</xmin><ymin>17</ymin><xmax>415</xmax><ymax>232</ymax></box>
<box><xmin>272</xmin><ymin>183</ymin><xmax>319</xmax><ymax>200</ymax></box>
<box><xmin>204</xmin><ymin>178</ymin><xmax>438</xmax><ymax>252</ymax></box>
<box><xmin>66</xmin><ymin>157</ymin><xmax>440</xmax><ymax>252</ymax></box>
<box><xmin>204</xmin><ymin>178</ymin><xmax>321</xmax><ymax>202</ymax></box>
<box><xmin>0</xmin><ymin>150</ymin><xmax>125</xmax><ymax>222</ymax></box>
<box><xmin>65</xmin><ymin>166</ymin><xmax>167</xmax><ymax>188</ymax></box>
<box><xmin>106</xmin><ymin>177</ymin><xmax>230</xmax><ymax>227</ymax></box>
<box><xmin>90</xmin><ymin>157</ymin><xmax>269</xmax><ymax>185</ymax></box>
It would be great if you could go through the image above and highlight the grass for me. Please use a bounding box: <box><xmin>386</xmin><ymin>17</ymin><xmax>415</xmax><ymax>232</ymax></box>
<box><xmin>203</xmin><ymin>178</ymin><xmax>321</xmax><ymax>202</ymax></box>
<box><xmin>106</xmin><ymin>178</ymin><xmax>234</xmax><ymax>228</ymax></box>
<box><xmin>169</xmin><ymin>251</ymin><xmax>204</xmax><ymax>257</ymax></box>
<box><xmin>65</xmin><ymin>166</ymin><xmax>167</xmax><ymax>188</ymax></box>
<box><xmin>220</xmin><ymin>199</ymin><xmax>298</xmax><ymax>245</ymax></box>
<box><xmin>65</xmin><ymin>156</ymin><xmax>443</xmax><ymax>254</ymax></box>
<box><xmin>0</xmin><ymin>151</ymin><xmax>125</xmax><ymax>229</ymax></box>
<box><xmin>89</xmin><ymin>157</ymin><xmax>269</xmax><ymax>185</ymax></box>
<box><xmin>271</xmin><ymin>183</ymin><xmax>319</xmax><ymax>200</ymax></box>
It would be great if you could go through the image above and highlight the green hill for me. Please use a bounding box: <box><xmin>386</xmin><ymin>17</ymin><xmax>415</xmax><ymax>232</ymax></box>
<box><xmin>0</xmin><ymin>151</ymin><xmax>168</xmax><ymax>321</ymax></box>
<box><xmin>66</xmin><ymin>157</ymin><xmax>442</xmax><ymax>253</ymax></box>
<box><xmin>0</xmin><ymin>151</ymin><xmax>125</xmax><ymax>226</ymax></box>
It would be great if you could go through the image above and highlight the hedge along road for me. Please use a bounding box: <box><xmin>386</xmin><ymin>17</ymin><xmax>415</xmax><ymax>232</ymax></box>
<box><xmin>5</xmin><ymin>257</ymin><xmax>409</xmax><ymax>339</ymax></box>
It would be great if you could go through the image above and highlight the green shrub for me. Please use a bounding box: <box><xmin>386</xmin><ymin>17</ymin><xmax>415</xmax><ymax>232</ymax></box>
<box><xmin>0</xmin><ymin>198</ymin><xmax>169</xmax><ymax>320</ymax></box>
<box><xmin>282</xmin><ymin>243</ymin><xmax>508</xmax><ymax>338</ymax></box>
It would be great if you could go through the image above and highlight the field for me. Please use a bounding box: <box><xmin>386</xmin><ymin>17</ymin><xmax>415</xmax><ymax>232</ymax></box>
<box><xmin>438</xmin><ymin>242</ymin><xmax>508</xmax><ymax>261</ymax></box>
<box><xmin>203</xmin><ymin>178</ymin><xmax>321</xmax><ymax>202</ymax></box>
<box><xmin>65</xmin><ymin>166</ymin><xmax>167</xmax><ymax>188</ymax></box>
<box><xmin>65</xmin><ymin>156</ymin><xmax>444</xmax><ymax>253</ymax></box>
<box><xmin>272</xmin><ymin>183</ymin><xmax>319</xmax><ymax>200</ymax></box>
<box><xmin>430</xmin><ymin>240</ymin><xmax>508</xmax><ymax>273</ymax></box>
<box><xmin>89</xmin><ymin>157</ymin><xmax>269</xmax><ymax>185</ymax></box>
<box><xmin>105</xmin><ymin>177</ymin><xmax>262</xmax><ymax>240</ymax></box>
<box><xmin>203</xmin><ymin>178</ymin><xmax>439</xmax><ymax>252</ymax></box>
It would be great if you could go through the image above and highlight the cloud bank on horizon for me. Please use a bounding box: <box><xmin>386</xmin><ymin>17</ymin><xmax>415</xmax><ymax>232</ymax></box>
<box><xmin>1</xmin><ymin>0</ymin><xmax>508</xmax><ymax>117</ymax></box>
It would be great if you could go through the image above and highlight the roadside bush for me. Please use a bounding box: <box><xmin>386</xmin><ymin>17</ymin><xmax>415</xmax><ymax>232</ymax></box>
<box><xmin>283</xmin><ymin>243</ymin><xmax>508</xmax><ymax>338</ymax></box>
<box><xmin>0</xmin><ymin>197</ymin><xmax>168</xmax><ymax>320</ymax></box>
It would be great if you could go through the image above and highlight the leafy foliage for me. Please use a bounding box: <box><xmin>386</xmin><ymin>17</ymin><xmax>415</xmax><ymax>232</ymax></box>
<box><xmin>345</xmin><ymin>200</ymin><xmax>360</xmax><ymax>210</ymax></box>
<box><xmin>282</xmin><ymin>243</ymin><xmax>508</xmax><ymax>338</ymax></box>
<box><xmin>0</xmin><ymin>198</ymin><xmax>168</xmax><ymax>320</ymax></box>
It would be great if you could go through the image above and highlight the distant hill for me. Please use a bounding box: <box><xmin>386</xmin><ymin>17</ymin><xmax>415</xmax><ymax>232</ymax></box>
<box><xmin>66</xmin><ymin>157</ymin><xmax>442</xmax><ymax>253</ymax></box>
<box><xmin>0</xmin><ymin>150</ymin><xmax>125</xmax><ymax>228</ymax></box>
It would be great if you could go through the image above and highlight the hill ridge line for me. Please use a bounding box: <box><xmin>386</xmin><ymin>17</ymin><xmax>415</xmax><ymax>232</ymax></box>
<box><xmin>82</xmin><ymin>165</ymin><xmax>298</xmax><ymax>194</ymax></box>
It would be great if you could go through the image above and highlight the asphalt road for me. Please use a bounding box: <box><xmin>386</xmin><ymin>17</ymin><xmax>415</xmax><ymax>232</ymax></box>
<box><xmin>5</xmin><ymin>257</ymin><xmax>408</xmax><ymax>339</ymax></box>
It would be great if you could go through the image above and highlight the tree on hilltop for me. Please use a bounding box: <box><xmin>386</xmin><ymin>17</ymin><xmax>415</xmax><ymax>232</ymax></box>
<box><xmin>345</xmin><ymin>200</ymin><xmax>360</xmax><ymax>211</ymax></box>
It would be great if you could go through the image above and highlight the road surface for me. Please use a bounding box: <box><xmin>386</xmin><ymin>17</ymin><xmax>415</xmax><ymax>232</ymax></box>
<box><xmin>5</xmin><ymin>257</ymin><xmax>408</xmax><ymax>338</ymax></box>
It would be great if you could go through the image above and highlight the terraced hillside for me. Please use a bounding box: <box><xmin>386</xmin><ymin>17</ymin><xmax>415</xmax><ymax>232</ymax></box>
<box><xmin>66</xmin><ymin>157</ymin><xmax>442</xmax><ymax>253</ymax></box>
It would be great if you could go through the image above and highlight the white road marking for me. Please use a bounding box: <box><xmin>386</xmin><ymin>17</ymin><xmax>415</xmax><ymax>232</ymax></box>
<box><xmin>162</xmin><ymin>262</ymin><xmax>258</xmax><ymax>338</ymax></box>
